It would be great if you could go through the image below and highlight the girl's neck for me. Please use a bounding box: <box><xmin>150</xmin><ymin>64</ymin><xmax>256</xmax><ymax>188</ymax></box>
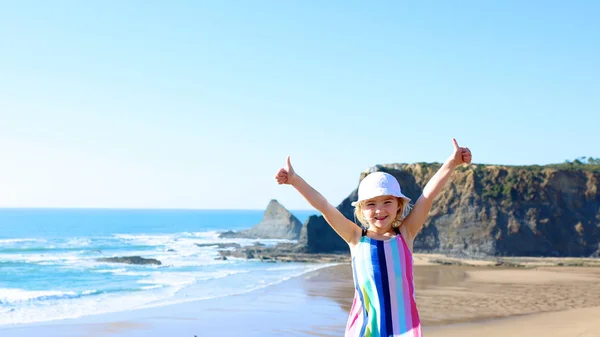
<box><xmin>367</xmin><ymin>226</ymin><xmax>397</xmax><ymax>238</ymax></box>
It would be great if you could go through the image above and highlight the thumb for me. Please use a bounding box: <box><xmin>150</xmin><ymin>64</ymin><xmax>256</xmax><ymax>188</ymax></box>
<box><xmin>286</xmin><ymin>156</ymin><xmax>293</xmax><ymax>171</ymax></box>
<box><xmin>452</xmin><ymin>138</ymin><xmax>459</xmax><ymax>150</ymax></box>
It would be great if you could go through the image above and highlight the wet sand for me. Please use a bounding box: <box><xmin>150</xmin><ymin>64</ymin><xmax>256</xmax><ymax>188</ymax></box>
<box><xmin>309</xmin><ymin>261</ymin><xmax>600</xmax><ymax>336</ymax></box>
<box><xmin>300</xmin><ymin>261</ymin><xmax>600</xmax><ymax>326</ymax></box>
<box><xmin>297</xmin><ymin>260</ymin><xmax>600</xmax><ymax>336</ymax></box>
<box><xmin>2</xmin><ymin>258</ymin><xmax>600</xmax><ymax>336</ymax></box>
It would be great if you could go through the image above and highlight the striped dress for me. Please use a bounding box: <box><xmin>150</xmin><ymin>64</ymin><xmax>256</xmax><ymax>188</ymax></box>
<box><xmin>344</xmin><ymin>228</ymin><xmax>422</xmax><ymax>337</ymax></box>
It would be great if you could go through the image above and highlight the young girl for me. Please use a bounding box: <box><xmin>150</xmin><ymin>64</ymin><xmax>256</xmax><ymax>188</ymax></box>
<box><xmin>275</xmin><ymin>138</ymin><xmax>472</xmax><ymax>337</ymax></box>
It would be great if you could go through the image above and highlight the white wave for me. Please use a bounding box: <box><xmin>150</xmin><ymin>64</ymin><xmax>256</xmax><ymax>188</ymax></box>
<box><xmin>110</xmin><ymin>270</ymin><xmax>152</xmax><ymax>277</ymax></box>
<box><xmin>0</xmin><ymin>252</ymin><xmax>83</xmax><ymax>264</ymax></box>
<box><xmin>113</xmin><ymin>234</ymin><xmax>177</xmax><ymax>246</ymax></box>
<box><xmin>112</xmin><ymin>231</ymin><xmax>295</xmax><ymax>251</ymax></box>
<box><xmin>64</xmin><ymin>238</ymin><xmax>92</xmax><ymax>247</ymax></box>
<box><xmin>0</xmin><ymin>238</ymin><xmax>45</xmax><ymax>244</ymax></box>
<box><xmin>111</xmin><ymin>234</ymin><xmax>138</xmax><ymax>240</ymax></box>
<box><xmin>0</xmin><ymin>262</ymin><xmax>337</xmax><ymax>326</ymax></box>
<box><xmin>181</xmin><ymin>231</ymin><xmax>220</xmax><ymax>238</ymax></box>
<box><xmin>109</xmin><ymin>233</ymin><xmax>298</xmax><ymax>268</ymax></box>
<box><xmin>136</xmin><ymin>263</ymin><xmax>337</xmax><ymax>309</ymax></box>
<box><xmin>92</xmin><ymin>268</ymin><xmax>128</xmax><ymax>274</ymax></box>
<box><xmin>0</xmin><ymin>288</ymin><xmax>77</xmax><ymax>304</ymax></box>
<box><xmin>85</xmin><ymin>241</ymin><xmax>225</xmax><ymax>268</ymax></box>
<box><xmin>0</xmin><ymin>285</ymin><xmax>183</xmax><ymax>326</ymax></box>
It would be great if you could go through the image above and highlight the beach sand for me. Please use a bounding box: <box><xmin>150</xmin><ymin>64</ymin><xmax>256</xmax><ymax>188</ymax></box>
<box><xmin>3</xmin><ymin>257</ymin><xmax>600</xmax><ymax>336</ymax></box>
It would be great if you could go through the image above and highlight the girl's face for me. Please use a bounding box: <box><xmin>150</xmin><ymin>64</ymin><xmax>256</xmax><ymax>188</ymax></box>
<box><xmin>361</xmin><ymin>195</ymin><xmax>401</xmax><ymax>229</ymax></box>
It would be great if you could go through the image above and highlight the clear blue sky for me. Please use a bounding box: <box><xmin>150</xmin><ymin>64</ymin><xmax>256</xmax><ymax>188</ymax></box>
<box><xmin>1</xmin><ymin>1</ymin><xmax>598</xmax><ymax>210</ymax></box>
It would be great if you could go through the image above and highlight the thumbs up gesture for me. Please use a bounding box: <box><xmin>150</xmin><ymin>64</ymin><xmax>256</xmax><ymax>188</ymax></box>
<box><xmin>450</xmin><ymin>138</ymin><xmax>472</xmax><ymax>167</ymax></box>
<box><xmin>275</xmin><ymin>156</ymin><xmax>298</xmax><ymax>185</ymax></box>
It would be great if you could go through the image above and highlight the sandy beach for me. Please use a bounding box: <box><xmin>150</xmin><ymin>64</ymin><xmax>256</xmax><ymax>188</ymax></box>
<box><xmin>3</xmin><ymin>256</ymin><xmax>600</xmax><ymax>337</ymax></box>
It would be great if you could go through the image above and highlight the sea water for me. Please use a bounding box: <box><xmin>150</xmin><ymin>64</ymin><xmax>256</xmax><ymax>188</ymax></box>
<box><xmin>0</xmin><ymin>208</ymin><xmax>325</xmax><ymax>326</ymax></box>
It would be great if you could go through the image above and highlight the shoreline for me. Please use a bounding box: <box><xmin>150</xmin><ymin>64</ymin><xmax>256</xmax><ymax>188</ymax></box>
<box><xmin>2</xmin><ymin>255</ymin><xmax>600</xmax><ymax>336</ymax></box>
<box><xmin>0</xmin><ymin>263</ymin><xmax>352</xmax><ymax>337</ymax></box>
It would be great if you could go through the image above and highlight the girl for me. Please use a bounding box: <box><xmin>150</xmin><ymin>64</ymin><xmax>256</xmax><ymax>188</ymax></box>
<box><xmin>275</xmin><ymin>138</ymin><xmax>472</xmax><ymax>337</ymax></box>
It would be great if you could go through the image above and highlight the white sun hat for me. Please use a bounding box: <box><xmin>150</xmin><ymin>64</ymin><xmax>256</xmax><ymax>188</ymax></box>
<box><xmin>351</xmin><ymin>171</ymin><xmax>411</xmax><ymax>207</ymax></box>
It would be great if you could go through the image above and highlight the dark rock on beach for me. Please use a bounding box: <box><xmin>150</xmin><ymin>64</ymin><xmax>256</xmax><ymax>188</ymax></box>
<box><xmin>97</xmin><ymin>256</ymin><xmax>162</xmax><ymax>265</ymax></box>
<box><xmin>492</xmin><ymin>260</ymin><xmax>526</xmax><ymax>268</ymax></box>
<box><xmin>216</xmin><ymin>242</ymin><xmax>350</xmax><ymax>263</ymax></box>
<box><xmin>428</xmin><ymin>259</ymin><xmax>475</xmax><ymax>267</ymax></box>
<box><xmin>218</xmin><ymin>231</ymin><xmax>239</xmax><ymax>239</ymax></box>
<box><xmin>195</xmin><ymin>243</ymin><xmax>241</xmax><ymax>249</ymax></box>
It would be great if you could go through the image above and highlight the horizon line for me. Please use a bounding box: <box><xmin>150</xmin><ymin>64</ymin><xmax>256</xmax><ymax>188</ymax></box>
<box><xmin>0</xmin><ymin>206</ymin><xmax>318</xmax><ymax>212</ymax></box>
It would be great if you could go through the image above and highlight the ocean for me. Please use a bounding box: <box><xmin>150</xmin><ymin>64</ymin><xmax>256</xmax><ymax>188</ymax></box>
<box><xmin>0</xmin><ymin>208</ymin><xmax>326</xmax><ymax>326</ymax></box>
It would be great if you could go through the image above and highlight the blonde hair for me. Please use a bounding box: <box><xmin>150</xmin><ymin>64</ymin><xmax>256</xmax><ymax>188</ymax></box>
<box><xmin>354</xmin><ymin>197</ymin><xmax>413</xmax><ymax>229</ymax></box>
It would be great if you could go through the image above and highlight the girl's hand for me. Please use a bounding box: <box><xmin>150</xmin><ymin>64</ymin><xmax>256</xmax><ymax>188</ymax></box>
<box><xmin>275</xmin><ymin>156</ymin><xmax>298</xmax><ymax>185</ymax></box>
<box><xmin>449</xmin><ymin>138</ymin><xmax>472</xmax><ymax>167</ymax></box>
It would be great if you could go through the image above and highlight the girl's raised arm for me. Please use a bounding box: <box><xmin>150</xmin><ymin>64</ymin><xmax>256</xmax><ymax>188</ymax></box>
<box><xmin>275</xmin><ymin>156</ymin><xmax>361</xmax><ymax>244</ymax></box>
<box><xmin>402</xmin><ymin>138</ymin><xmax>472</xmax><ymax>239</ymax></box>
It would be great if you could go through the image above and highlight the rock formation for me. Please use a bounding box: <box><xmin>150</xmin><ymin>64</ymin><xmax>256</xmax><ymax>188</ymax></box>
<box><xmin>219</xmin><ymin>199</ymin><xmax>303</xmax><ymax>240</ymax></box>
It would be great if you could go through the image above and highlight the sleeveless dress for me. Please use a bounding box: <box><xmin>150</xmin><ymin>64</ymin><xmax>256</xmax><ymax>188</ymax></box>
<box><xmin>344</xmin><ymin>227</ymin><xmax>422</xmax><ymax>337</ymax></box>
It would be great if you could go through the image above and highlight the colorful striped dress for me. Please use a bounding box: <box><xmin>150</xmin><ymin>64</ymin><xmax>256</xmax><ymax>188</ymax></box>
<box><xmin>344</xmin><ymin>228</ymin><xmax>422</xmax><ymax>337</ymax></box>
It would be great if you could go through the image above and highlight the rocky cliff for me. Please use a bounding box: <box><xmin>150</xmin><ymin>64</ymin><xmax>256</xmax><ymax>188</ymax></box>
<box><xmin>298</xmin><ymin>163</ymin><xmax>600</xmax><ymax>257</ymax></box>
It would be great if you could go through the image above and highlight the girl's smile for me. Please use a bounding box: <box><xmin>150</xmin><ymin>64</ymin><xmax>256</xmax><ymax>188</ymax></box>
<box><xmin>362</xmin><ymin>195</ymin><xmax>401</xmax><ymax>229</ymax></box>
